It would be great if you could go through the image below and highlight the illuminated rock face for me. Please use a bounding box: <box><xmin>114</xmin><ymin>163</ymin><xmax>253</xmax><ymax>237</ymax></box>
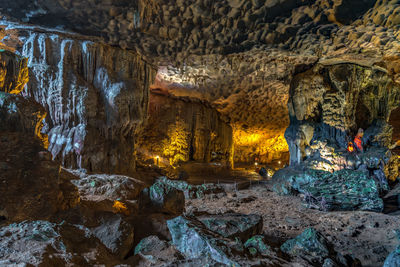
<box><xmin>137</xmin><ymin>92</ymin><xmax>233</xmax><ymax>167</ymax></box>
<box><xmin>18</xmin><ymin>31</ymin><xmax>156</xmax><ymax>175</ymax></box>
<box><xmin>0</xmin><ymin>50</ymin><xmax>29</xmax><ymax>94</ymax></box>
<box><xmin>286</xmin><ymin>60</ymin><xmax>400</xmax><ymax>166</ymax></box>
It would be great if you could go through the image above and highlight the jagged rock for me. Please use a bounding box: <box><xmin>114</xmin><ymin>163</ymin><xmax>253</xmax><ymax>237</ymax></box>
<box><xmin>0</xmin><ymin>92</ymin><xmax>76</xmax><ymax>222</ymax></box>
<box><xmin>272</xmin><ymin>168</ymin><xmax>383</xmax><ymax>212</ymax></box>
<box><xmin>150</xmin><ymin>176</ymin><xmax>224</xmax><ymax>199</ymax></box>
<box><xmin>17</xmin><ymin>31</ymin><xmax>157</xmax><ymax>175</ymax></box>
<box><xmin>383</xmin><ymin>245</ymin><xmax>400</xmax><ymax>267</ymax></box>
<box><xmin>91</xmin><ymin>214</ymin><xmax>134</xmax><ymax>259</ymax></box>
<box><xmin>0</xmin><ymin>50</ymin><xmax>29</xmax><ymax>94</ymax></box>
<box><xmin>134</xmin><ymin>235</ymin><xmax>182</xmax><ymax>266</ymax></box>
<box><xmin>167</xmin><ymin>215</ymin><xmax>242</xmax><ymax>266</ymax></box>
<box><xmin>70</xmin><ymin>170</ymin><xmax>144</xmax><ymax>215</ymax></box>
<box><xmin>244</xmin><ymin>235</ymin><xmax>271</xmax><ymax>256</ymax></box>
<box><xmin>137</xmin><ymin>93</ymin><xmax>233</xmax><ymax>167</ymax></box>
<box><xmin>280</xmin><ymin>228</ymin><xmax>335</xmax><ymax>265</ymax></box>
<box><xmin>140</xmin><ymin>178</ymin><xmax>185</xmax><ymax>215</ymax></box>
<box><xmin>0</xmin><ymin>220</ymin><xmax>117</xmax><ymax>266</ymax></box>
<box><xmin>197</xmin><ymin>213</ymin><xmax>262</xmax><ymax>242</ymax></box>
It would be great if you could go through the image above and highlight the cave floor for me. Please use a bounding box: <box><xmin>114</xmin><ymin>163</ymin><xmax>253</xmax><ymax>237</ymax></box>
<box><xmin>186</xmin><ymin>183</ymin><xmax>399</xmax><ymax>267</ymax></box>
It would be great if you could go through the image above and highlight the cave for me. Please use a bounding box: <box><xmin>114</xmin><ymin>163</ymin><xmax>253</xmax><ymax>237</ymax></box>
<box><xmin>0</xmin><ymin>1</ymin><xmax>400</xmax><ymax>266</ymax></box>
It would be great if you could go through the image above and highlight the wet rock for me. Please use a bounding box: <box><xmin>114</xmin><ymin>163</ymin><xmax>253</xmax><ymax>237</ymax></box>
<box><xmin>167</xmin><ymin>215</ymin><xmax>242</xmax><ymax>266</ymax></box>
<box><xmin>197</xmin><ymin>213</ymin><xmax>262</xmax><ymax>242</ymax></box>
<box><xmin>140</xmin><ymin>178</ymin><xmax>185</xmax><ymax>215</ymax></box>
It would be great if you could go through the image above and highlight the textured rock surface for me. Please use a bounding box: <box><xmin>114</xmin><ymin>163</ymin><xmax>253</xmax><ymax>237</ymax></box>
<box><xmin>0</xmin><ymin>220</ymin><xmax>119</xmax><ymax>266</ymax></box>
<box><xmin>280</xmin><ymin>227</ymin><xmax>351</xmax><ymax>266</ymax></box>
<box><xmin>167</xmin><ymin>215</ymin><xmax>242</xmax><ymax>266</ymax></box>
<box><xmin>137</xmin><ymin>92</ymin><xmax>233</xmax><ymax>167</ymax></box>
<box><xmin>148</xmin><ymin>176</ymin><xmax>225</xmax><ymax>200</ymax></box>
<box><xmin>197</xmin><ymin>213</ymin><xmax>262</xmax><ymax>242</ymax></box>
<box><xmin>21</xmin><ymin>31</ymin><xmax>156</xmax><ymax>175</ymax></box>
<box><xmin>384</xmin><ymin>245</ymin><xmax>400</xmax><ymax>267</ymax></box>
<box><xmin>286</xmin><ymin>61</ymin><xmax>400</xmax><ymax>166</ymax></box>
<box><xmin>0</xmin><ymin>92</ymin><xmax>76</xmax><ymax>222</ymax></box>
<box><xmin>272</xmin><ymin>168</ymin><xmax>384</xmax><ymax>212</ymax></box>
<box><xmin>140</xmin><ymin>177</ymin><xmax>185</xmax><ymax>215</ymax></box>
<box><xmin>0</xmin><ymin>50</ymin><xmax>28</xmax><ymax>94</ymax></box>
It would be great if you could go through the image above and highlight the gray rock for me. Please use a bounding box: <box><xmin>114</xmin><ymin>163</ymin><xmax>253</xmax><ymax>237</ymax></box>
<box><xmin>167</xmin><ymin>215</ymin><xmax>242</xmax><ymax>266</ymax></box>
<box><xmin>140</xmin><ymin>178</ymin><xmax>185</xmax><ymax>215</ymax></box>
<box><xmin>91</xmin><ymin>214</ymin><xmax>134</xmax><ymax>259</ymax></box>
<box><xmin>197</xmin><ymin>213</ymin><xmax>262</xmax><ymax>242</ymax></box>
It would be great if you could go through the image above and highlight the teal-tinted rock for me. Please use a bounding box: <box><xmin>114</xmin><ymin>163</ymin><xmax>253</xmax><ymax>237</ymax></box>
<box><xmin>140</xmin><ymin>179</ymin><xmax>185</xmax><ymax>215</ymax></box>
<box><xmin>244</xmin><ymin>235</ymin><xmax>271</xmax><ymax>256</ymax></box>
<box><xmin>383</xmin><ymin>245</ymin><xmax>400</xmax><ymax>267</ymax></box>
<box><xmin>272</xmin><ymin>168</ymin><xmax>384</xmax><ymax>212</ymax></box>
<box><xmin>198</xmin><ymin>213</ymin><xmax>262</xmax><ymax>242</ymax></box>
<box><xmin>281</xmin><ymin>228</ymin><xmax>330</xmax><ymax>264</ymax></box>
<box><xmin>167</xmin><ymin>215</ymin><xmax>241</xmax><ymax>267</ymax></box>
<box><xmin>156</xmin><ymin>177</ymin><xmax>224</xmax><ymax>199</ymax></box>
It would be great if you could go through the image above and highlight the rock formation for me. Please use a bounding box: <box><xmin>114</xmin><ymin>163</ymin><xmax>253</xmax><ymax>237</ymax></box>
<box><xmin>137</xmin><ymin>92</ymin><xmax>233</xmax><ymax>167</ymax></box>
<box><xmin>0</xmin><ymin>0</ymin><xmax>399</xmax><ymax>266</ymax></box>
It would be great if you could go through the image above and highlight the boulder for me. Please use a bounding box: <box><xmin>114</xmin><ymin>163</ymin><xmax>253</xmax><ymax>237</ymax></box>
<box><xmin>140</xmin><ymin>178</ymin><xmax>185</xmax><ymax>215</ymax></box>
<box><xmin>134</xmin><ymin>235</ymin><xmax>181</xmax><ymax>265</ymax></box>
<box><xmin>0</xmin><ymin>220</ymin><xmax>117</xmax><ymax>266</ymax></box>
<box><xmin>91</xmin><ymin>214</ymin><xmax>134</xmax><ymax>259</ymax></box>
<box><xmin>272</xmin><ymin>168</ymin><xmax>384</xmax><ymax>212</ymax></box>
<box><xmin>70</xmin><ymin>170</ymin><xmax>144</xmax><ymax>215</ymax></box>
<box><xmin>244</xmin><ymin>235</ymin><xmax>271</xmax><ymax>256</ymax></box>
<box><xmin>154</xmin><ymin>176</ymin><xmax>224</xmax><ymax>199</ymax></box>
<box><xmin>281</xmin><ymin>228</ymin><xmax>331</xmax><ymax>264</ymax></box>
<box><xmin>197</xmin><ymin>213</ymin><xmax>262</xmax><ymax>242</ymax></box>
<box><xmin>167</xmin><ymin>215</ymin><xmax>242</xmax><ymax>266</ymax></box>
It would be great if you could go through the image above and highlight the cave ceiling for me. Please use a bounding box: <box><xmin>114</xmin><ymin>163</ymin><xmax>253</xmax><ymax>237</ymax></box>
<box><xmin>0</xmin><ymin>0</ymin><xmax>400</xmax><ymax>163</ymax></box>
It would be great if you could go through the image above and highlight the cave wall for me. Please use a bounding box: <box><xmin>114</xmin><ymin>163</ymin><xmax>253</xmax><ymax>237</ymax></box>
<box><xmin>137</xmin><ymin>92</ymin><xmax>233</xmax><ymax>167</ymax></box>
<box><xmin>13</xmin><ymin>31</ymin><xmax>157</xmax><ymax>175</ymax></box>
<box><xmin>286</xmin><ymin>60</ymin><xmax>400</xmax><ymax>166</ymax></box>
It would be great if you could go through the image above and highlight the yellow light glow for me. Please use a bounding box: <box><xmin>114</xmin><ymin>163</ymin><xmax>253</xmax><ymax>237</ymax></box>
<box><xmin>233</xmin><ymin>127</ymin><xmax>289</xmax><ymax>164</ymax></box>
<box><xmin>113</xmin><ymin>200</ymin><xmax>129</xmax><ymax>215</ymax></box>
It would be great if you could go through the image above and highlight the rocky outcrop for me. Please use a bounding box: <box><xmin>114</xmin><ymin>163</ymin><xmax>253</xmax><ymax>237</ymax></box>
<box><xmin>197</xmin><ymin>213</ymin><xmax>262</xmax><ymax>242</ymax></box>
<box><xmin>69</xmin><ymin>169</ymin><xmax>145</xmax><ymax>216</ymax></box>
<box><xmin>137</xmin><ymin>92</ymin><xmax>233</xmax><ymax>167</ymax></box>
<box><xmin>0</xmin><ymin>92</ymin><xmax>76</xmax><ymax>222</ymax></box>
<box><xmin>0</xmin><ymin>220</ymin><xmax>120</xmax><ymax>266</ymax></box>
<box><xmin>280</xmin><ymin>227</ymin><xmax>359</xmax><ymax>266</ymax></box>
<box><xmin>139</xmin><ymin>177</ymin><xmax>185</xmax><ymax>215</ymax></box>
<box><xmin>16</xmin><ymin>30</ymin><xmax>157</xmax><ymax>175</ymax></box>
<box><xmin>167</xmin><ymin>215</ymin><xmax>243</xmax><ymax>266</ymax></box>
<box><xmin>286</xmin><ymin>60</ymin><xmax>400</xmax><ymax>167</ymax></box>
<box><xmin>272</xmin><ymin>168</ymin><xmax>384</xmax><ymax>212</ymax></box>
<box><xmin>0</xmin><ymin>50</ymin><xmax>29</xmax><ymax>94</ymax></box>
